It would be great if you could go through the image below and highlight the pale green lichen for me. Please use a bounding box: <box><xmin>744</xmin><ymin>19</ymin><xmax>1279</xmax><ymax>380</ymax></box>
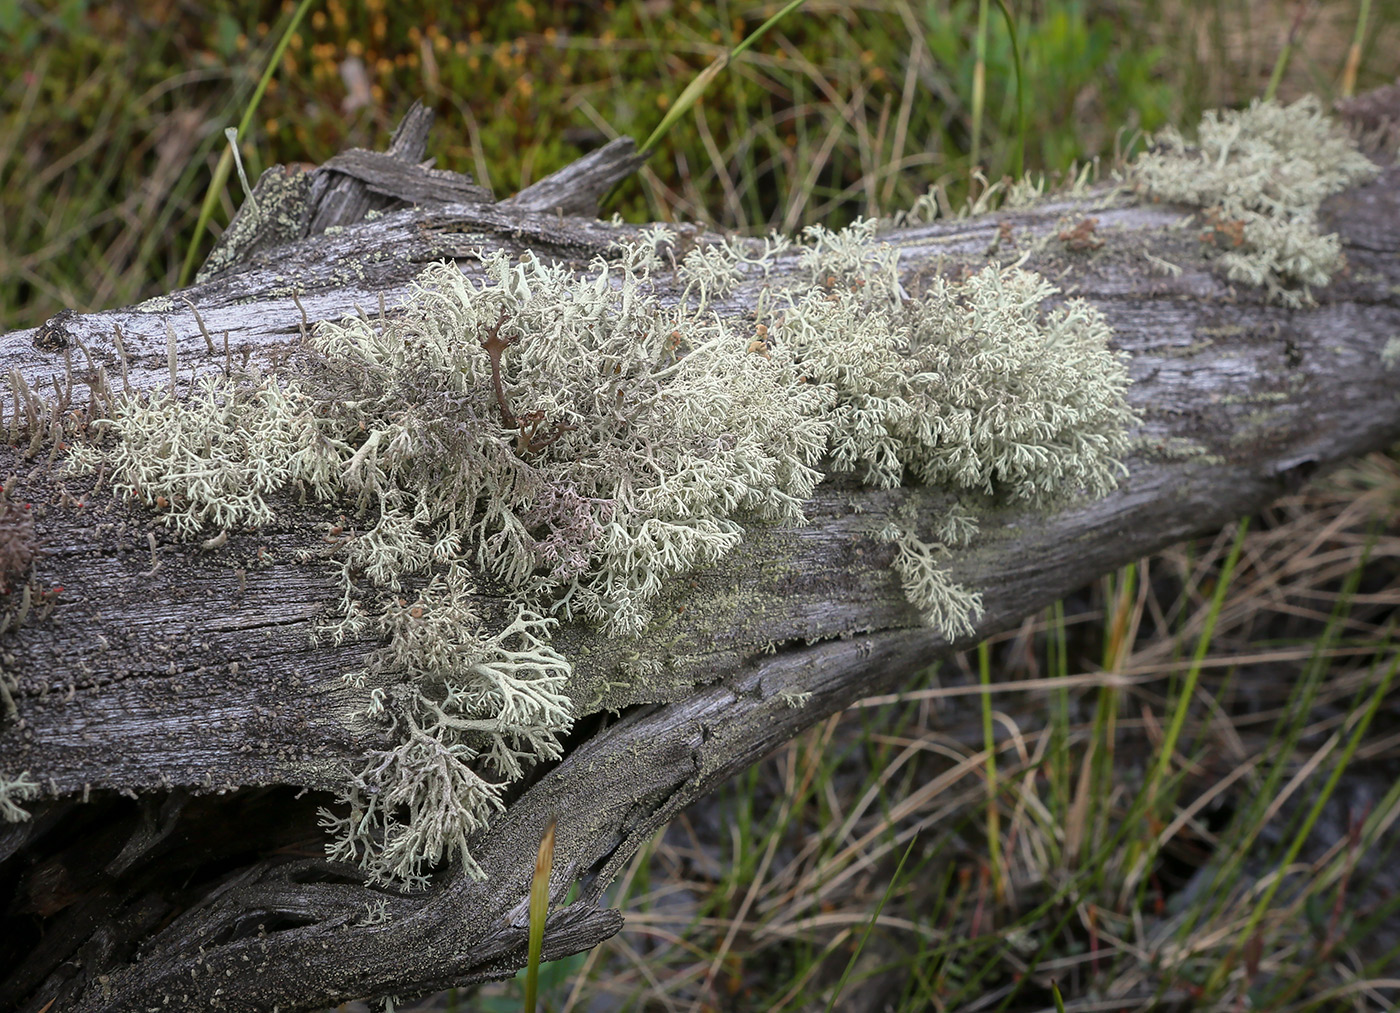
<box><xmin>0</xmin><ymin>769</ymin><xmax>39</xmax><ymax>821</ymax></box>
<box><xmin>779</xmin><ymin>223</ymin><xmax>1134</xmax><ymax>504</ymax></box>
<box><xmin>776</xmin><ymin>688</ymin><xmax>812</xmax><ymax>708</ymax></box>
<box><xmin>67</xmin><ymin>215</ymin><xmax>1135</xmax><ymax>887</ymax></box>
<box><xmin>1132</xmin><ymin>95</ymin><xmax>1378</xmax><ymax>306</ymax></box>
<box><xmin>69</xmin><ymin>235</ymin><xmax>831</xmax><ymax>886</ymax></box>
<box><xmin>895</xmin><ymin>163</ymin><xmax>1095</xmax><ymax>226</ymax></box>
<box><xmin>677</xmin><ymin>230</ymin><xmax>790</xmax><ymax>299</ymax></box>
<box><xmin>318</xmin><ymin>568</ymin><xmax>572</xmax><ymax>885</ymax></box>
<box><xmin>69</xmin><ymin>377</ymin><xmax>321</xmax><ymax>537</ymax></box>
<box><xmin>196</xmin><ymin>168</ymin><xmax>311</xmax><ymax>284</ymax></box>
<box><xmin>1383</xmin><ymin>337</ymin><xmax>1400</xmax><ymax>371</ymax></box>
<box><xmin>877</xmin><ymin>521</ymin><xmax>983</xmax><ymax>639</ymax></box>
<box><xmin>662</xmin><ymin>218</ymin><xmax>1134</xmax><ymax>640</ymax></box>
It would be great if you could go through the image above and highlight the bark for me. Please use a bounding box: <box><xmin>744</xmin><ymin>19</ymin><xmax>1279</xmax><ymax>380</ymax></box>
<box><xmin>0</xmin><ymin>105</ymin><xmax>1398</xmax><ymax>1013</ymax></box>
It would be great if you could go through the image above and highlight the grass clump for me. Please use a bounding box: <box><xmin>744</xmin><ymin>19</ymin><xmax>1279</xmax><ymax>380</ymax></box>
<box><xmin>26</xmin><ymin>1</ymin><xmax>1389</xmax><ymax>333</ymax></box>
<box><xmin>544</xmin><ymin>468</ymin><xmax>1400</xmax><ymax>1011</ymax></box>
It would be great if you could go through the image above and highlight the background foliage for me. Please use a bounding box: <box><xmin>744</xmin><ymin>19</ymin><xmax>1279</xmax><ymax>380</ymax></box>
<box><xmin>5</xmin><ymin>0</ymin><xmax>1399</xmax><ymax>332</ymax></box>
<box><xmin>3</xmin><ymin>2</ymin><xmax>1400</xmax><ymax>1011</ymax></box>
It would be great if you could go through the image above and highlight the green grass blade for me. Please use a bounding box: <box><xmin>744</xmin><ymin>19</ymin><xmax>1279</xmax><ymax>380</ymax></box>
<box><xmin>1263</xmin><ymin>3</ymin><xmax>1308</xmax><ymax>102</ymax></box>
<box><xmin>524</xmin><ymin>818</ymin><xmax>557</xmax><ymax>1013</ymax></box>
<box><xmin>970</xmin><ymin>0</ymin><xmax>989</xmax><ymax>170</ymax></box>
<box><xmin>1205</xmin><ymin>649</ymin><xmax>1399</xmax><ymax>995</ymax></box>
<box><xmin>824</xmin><ymin>833</ymin><xmax>919</xmax><ymax>1013</ymax></box>
<box><xmin>991</xmin><ymin>0</ymin><xmax>1025</xmax><ymax>178</ymax></box>
<box><xmin>1171</xmin><ymin>538</ymin><xmax>1372</xmax><ymax>960</ymax></box>
<box><xmin>178</xmin><ymin>0</ymin><xmax>315</xmax><ymax>288</ymax></box>
<box><xmin>978</xmin><ymin>640</ymin><xmax>1004</xmax><ymax>904</ymax></box>
<box><xmin>1341</xmin><ymin>0</ymin><xmax>1372</xmax><ymax>96</ymax></box>
<box><xmin>1143</xmin><ymin>520</ymin><xmax>1247</xmax><ymax>816</ymax></box>
<box><xmin>639</xmin><ymin>0</ymin><xmax>807</xmax><ymax>158</ymax></box>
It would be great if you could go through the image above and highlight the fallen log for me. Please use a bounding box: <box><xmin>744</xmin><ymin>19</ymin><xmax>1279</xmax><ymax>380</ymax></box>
<box><xmin>0</xmin><ymin>96</ymin><xmax>1397</xmax><ymax>1012</ymax></box>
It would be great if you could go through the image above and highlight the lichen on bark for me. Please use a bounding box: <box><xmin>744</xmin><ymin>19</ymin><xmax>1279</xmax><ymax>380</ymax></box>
<box><xmin>1131</xmin><ymin>95</ymin><xmax>1378</xmax><ymax>306</ymax></box>
<box><xmin>57</xmin><ymin>211</ymin><xmax>1137</xmax><ymax>883</ymax></box>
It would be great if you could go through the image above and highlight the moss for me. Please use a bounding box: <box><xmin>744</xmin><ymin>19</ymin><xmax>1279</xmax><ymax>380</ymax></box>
<box><xmin>1130</xmin><ymin>435</ymin><xmax>1215</xmax><ymax>462</ymax></box>
<box><xmin>68</xmin><ymin>217</ymin><xmax>1136</xmax><ymax>886</ymax></box>
<box><xmin>134</xmin><ymin>295</ymin><xmax>176</xmax><ymax>313</ymax></box>
<box><xmin>1132</xmin><ymin>96</ymin><xmax>1378</xmax><ymax>307</ymax></box>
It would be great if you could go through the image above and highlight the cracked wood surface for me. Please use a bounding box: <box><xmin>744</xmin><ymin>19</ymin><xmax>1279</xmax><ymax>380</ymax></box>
<box><xmin>0</xmin><ymin>139</ymin><xmax>1396</xmax><ymax>1011</ymax></box>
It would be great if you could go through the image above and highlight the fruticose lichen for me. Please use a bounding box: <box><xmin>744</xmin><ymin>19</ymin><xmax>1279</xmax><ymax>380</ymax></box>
<box><xmin>0</xmin><ymin>770</ymin><xmax>39</xmax><ymax>821</ymax></box>
<box><xmin>1383</xmin><ymin>337</ymin><xmax>1400</xmax><ymax>371</ymax></box>
<box><xmin>65</xmin><ymin>217</ymin><xmax>1135</xmax><ymax>885</ymax></box>
<box><xmin>1132</xmin><ymin>95</ymin><xmax>1378</xmax><ymax>306</ymax></box>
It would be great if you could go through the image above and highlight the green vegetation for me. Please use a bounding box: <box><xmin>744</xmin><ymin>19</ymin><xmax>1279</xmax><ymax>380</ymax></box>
<box><xmin>8</xmin><ymin>0</ymin><xmax>1398</xmax><ymax>335</ymax></box>
<box><xmin>525</xmin><ymin>819</ymin><xmax>557</xmax><ymax>1013</ymax></box>
<box><xmin>4</xmin><ymin>1</ymin><xmax>1399</xmax><ymax>1010</ymax></box>
<box><xmin>506</xmin><ymin>480</ymin><xmax>1398</xmax><ymax>1011</ymax></box>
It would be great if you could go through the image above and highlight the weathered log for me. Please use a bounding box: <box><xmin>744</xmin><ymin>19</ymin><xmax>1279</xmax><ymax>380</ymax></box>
<box><xmin>0</xmin><ymin>101</ymin><xmax>1397</xmax><ymax>1013</ymax></box>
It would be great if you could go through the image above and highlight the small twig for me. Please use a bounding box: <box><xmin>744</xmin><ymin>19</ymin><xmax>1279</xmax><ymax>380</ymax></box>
<box><xmin>515</xmin><ymin>410</ymin><xmax>577</xmax><ymax>456</ymax></box>
<box><xmin>480</xmin><ymin>310</ymin><xmax>520</xmax><ymax>430</ymax></box>
<box><xmin>477</xmin><ymin>314</ymin><xmax>574</xmax><ymax>453</ymax></box>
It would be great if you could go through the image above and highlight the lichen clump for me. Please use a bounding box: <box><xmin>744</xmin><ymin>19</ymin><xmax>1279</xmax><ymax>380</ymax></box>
<box><xmin>66</xmin><ymin>219</ymin><xmax>1135</xmax><ymax>883</ymax></box>
<box><xmin>0</xmin><ymin>771</ymin><xmax>39</xmax><ymax>821</ymax></box>
<box><xmin>1383</xmin><ymin>337</ymin><xmax>1400</xmax><ymax>371</ymax></box>
<box><xmin>1132</xmin><ymin>95</ymin><xmax>1378</xmax><ymax>306</ymax></box>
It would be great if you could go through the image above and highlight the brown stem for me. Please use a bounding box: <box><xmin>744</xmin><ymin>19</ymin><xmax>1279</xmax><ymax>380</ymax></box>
<box><xmin>480</xmin><ymin>310</ymin><xmax>518</xmax><ymax>430</ymax></box>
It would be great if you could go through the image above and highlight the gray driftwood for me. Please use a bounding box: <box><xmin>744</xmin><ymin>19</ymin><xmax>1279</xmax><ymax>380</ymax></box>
<box><xmin>0</xmin><ymin>105</ymin><xmax>1398</xmax><ymax>1013</ymax></box>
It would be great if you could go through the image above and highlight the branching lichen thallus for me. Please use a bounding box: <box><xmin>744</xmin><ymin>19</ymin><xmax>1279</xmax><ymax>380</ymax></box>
<box><xmin>478</xmin><ymin>310</ymin><xmax>576</xmax><ymax>456</ymax></box>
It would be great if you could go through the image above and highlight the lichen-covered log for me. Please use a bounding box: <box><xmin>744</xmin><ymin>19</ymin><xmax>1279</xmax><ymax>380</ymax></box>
<box><xmin>0</xmin><ymin>98</ymin><xmax>1397</xmax><ymax>1013</ymax></box>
